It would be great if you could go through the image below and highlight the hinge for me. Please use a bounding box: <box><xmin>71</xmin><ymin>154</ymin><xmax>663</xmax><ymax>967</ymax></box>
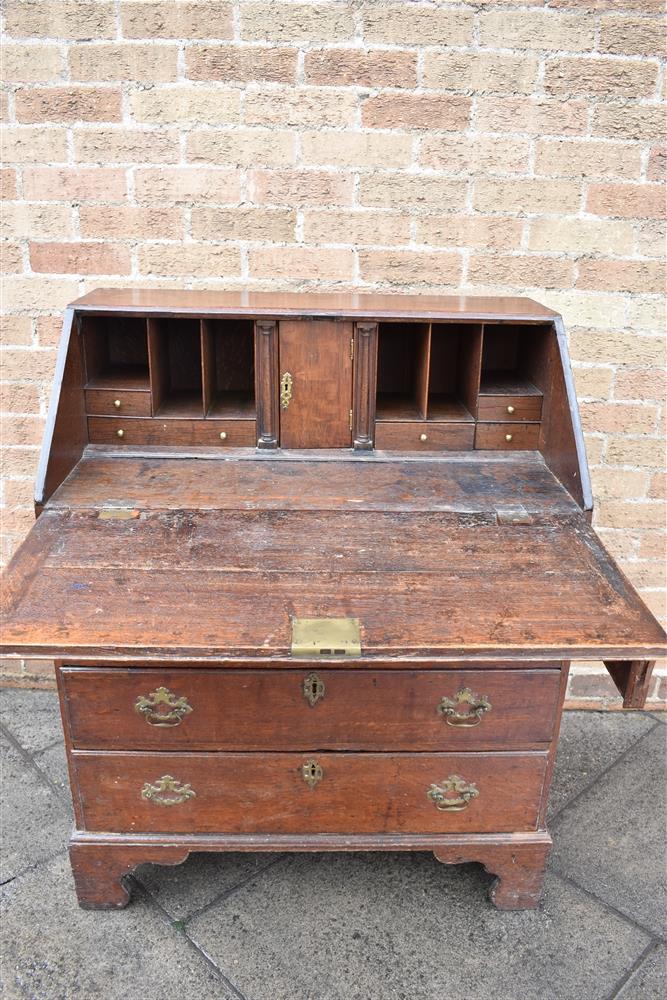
<box><xmin>291</xmin><ymin>617</ymin><xmax>361</xmax><ymax>658</ymax></box>
<box><xmin>349</xmin><ymin>408</ymin><xmax>353</xmax><ymax>431</ymax></box>
<box><xmin>350</xmin><ymin>337</ymin><xmax>354</xmax><ymax>362</ymax></box>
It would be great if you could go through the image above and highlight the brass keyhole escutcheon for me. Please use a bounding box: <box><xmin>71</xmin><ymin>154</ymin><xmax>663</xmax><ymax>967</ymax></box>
<box><xmin>302</xmin><ymin>758</ymin><xmax>323</xmax><ymax>789</ymax></box>
<box><xmin>303</xmin><ymin>672</ymin><xmax>325</xmax><ymax>707</ymax></box>
<box><xmin>280</xmin><ymin>371</ymin><xmax>293</xmax><ymax>409</ymax></box>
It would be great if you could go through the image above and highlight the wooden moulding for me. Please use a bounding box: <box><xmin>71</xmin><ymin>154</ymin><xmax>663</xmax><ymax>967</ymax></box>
<box><xmin>352</xmin><ymin>322</ymin><xmax>378</xmax><ymax>450</ymax></box>
<box><xmin>254</xmin><ymin>320</ymin><xmax>279</xmax><ymax>448</ymax></box>
<box><xmin>69</xmin><ymin>831</ymin><xmax>552</xmax><ymax>910</ymax></box>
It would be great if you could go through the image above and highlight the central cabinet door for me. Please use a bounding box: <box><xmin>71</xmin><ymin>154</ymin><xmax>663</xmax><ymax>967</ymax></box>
<box><xmin>279</xmin><ymin>319</ymin><xmax>353</xmax><ymax>448</ymax></box>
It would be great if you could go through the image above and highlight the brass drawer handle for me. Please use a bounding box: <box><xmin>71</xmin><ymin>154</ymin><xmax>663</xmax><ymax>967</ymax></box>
<box><xmin>280</xmin><ymin>371</ymin><xmax>293</xmax><ymax>409</ymax></box>
<box><xmin>303</xmin><ymin>671</ymin><xmax>325</xmax><ymax>706</ymax></box>
<box><xmin>427</xmin><ymin>774</ymin><xmax>479</xmax><ymax>812</ymax></box>
<box><xmin>134</xmin><ymin>686</ymin><xmax>193</xmax><ymax>727</ymax></box>
<box><xmin>302</xmin><ymin>758</ymin><xmax>323</xmax><ymax>789</ymax></box>
<box><xmin>437</xmin><ymin>686</ymin><xmax>491</xmax><ymax>727</ymax></box>
<box><xmin>141</xmin><ymin>774</ymin><xmax>196</xmax><ymax>806</ymax></box>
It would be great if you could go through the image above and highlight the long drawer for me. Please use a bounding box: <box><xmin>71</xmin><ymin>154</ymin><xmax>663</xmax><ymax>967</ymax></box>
<box><xmin>60</xmin><ymin>667</ymin><xmax>562</xmax><ymax>751</ymax></box>
<box><xmin>72</xmin><ymin>750</ymin><xmax>548</xmax><ymax>834</ymax></box>
<box><xmin>87</xmin><ymin>416</ymin><xmax>256</xmax><ymax>446</ymax></box>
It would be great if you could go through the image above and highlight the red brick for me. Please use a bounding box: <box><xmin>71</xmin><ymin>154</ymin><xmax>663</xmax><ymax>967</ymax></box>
<box><xmin>30</xmin><ymin>242</ymin><xmax>131</xmax><ymax>275</ymax></box>
<box><xmin>15</xmin><ymin>87</ymin><xmax>122</xmax><ymax>123</ymax></box>
<box><xmin>587</xmin><ymin>183</ymin><xmax>667</xmax><ymax>219</ymax></box>
<box><xmin>362</xmin><ymin>94</ymin><xmax>471</xmax><ymax>131</ymax></box>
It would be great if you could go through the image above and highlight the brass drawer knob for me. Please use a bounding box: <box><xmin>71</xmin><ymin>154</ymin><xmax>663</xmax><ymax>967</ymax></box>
<box><xmin>302</xmin><ymin>758</ymin><xmax>323</xmax><ymax>789</ymax></box>
<box><xmin>419</xmin><ymin>433</ymin><xmax>428</xmax><ymax>442</ymax></box>
<box><xmin>134</xmin><ymin>686</ymin><xmax>193</xmax><ymax>727</ymax></box>
<box><xmin>506</xmin><ymin>404</ymin><xmax>515</xmax><ymax>414</ymax></box>
<box><xmin>303</xmin><ymin>671</ymin><xmax>325</xmax><ymax>707</ymax></box>
<box><xmin>141</xmin><ymin>774</ymin><xmax>196</xmax><ymax>806</ymax></box>
<box><xmin>427</xmin><ymin>774</ymin><xmax>479</xmax><ymax>812</ymax></box>
<box><xmin>113</xmin><ymin>398</ymin><xmax>121</xmax><ymax>409</ymax></box>
<box><xmin>505</xmin><ymin>433</ymin><xmax>513</xmax><ymax>442</ymax></box>
<box><xmin>219</xmin><ymin>431</ymin><xmax>227</xmax><ymax>441</ymax></box>
<box><xmin>437</xmin><ymin>687</ymin><xmax>491</xmax><ymax>727</ymax></box>
<box><xmin>116</xmin><ymin>428</ymin><xmax>124</xmax><ymax>438</ymax></box>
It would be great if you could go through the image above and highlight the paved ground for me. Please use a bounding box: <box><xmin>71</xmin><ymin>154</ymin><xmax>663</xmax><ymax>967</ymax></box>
<box><xmin>0</xmin><ymin>689</ymin><xmax>665</xmax><ymax>1000</ymax></box>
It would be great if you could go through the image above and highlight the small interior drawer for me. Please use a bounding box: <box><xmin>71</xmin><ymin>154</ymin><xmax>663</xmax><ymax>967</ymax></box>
<box><xmin>85</xmin><ymin>388</ymin><xmax>152</xmax><ymax>417</ymax></box>
<box><xmin>87</xmin><ymin>416</ymin><xmax>256</xmax><ymax>447</ymax></box>
<box><xmin>477</xmin><ymin>394</ymin><xmax>543</xmax><ymax>422</ymax></box>
<box><xmin>475</xmin><ymin>422</ymin><xmax>540</xmax><ymax>450</ymax></box>
<box><xmin>375</xmin><ymin>421</ymin><xmax>474</xmax><ymax>451</ymax></box>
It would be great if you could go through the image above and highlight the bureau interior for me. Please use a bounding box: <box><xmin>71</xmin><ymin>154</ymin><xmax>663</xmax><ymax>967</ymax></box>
<box><xmin>82</xmin><ymin>314</ymin><xmax>256</xmax><ymax>425</ymax></box>
<box><xmin>80</xmin><ymin>311</ymin><xmax>551</xmax><ymax>450</ymax></box>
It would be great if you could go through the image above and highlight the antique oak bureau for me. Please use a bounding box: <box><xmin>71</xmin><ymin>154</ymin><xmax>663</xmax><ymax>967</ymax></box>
<box><xmin>2</xmin><ymin>289</ymin><xmax>665</xmax><ymax>911</ymax></box>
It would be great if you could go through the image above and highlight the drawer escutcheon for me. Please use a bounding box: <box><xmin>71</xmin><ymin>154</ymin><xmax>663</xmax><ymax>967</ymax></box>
<box><xmin>437</xmin><ymin>687</ymin><xmax>491</xmax><ymax>728</ymax></box>
<box><xmin>302</xmin><ymin>758</ymin><xmax>323</xmax><ymax>789</ymax></box>
<box><xmin>427</xmin><ymin>774</ymin><xmax>479</xmax><ymax>812</ymax></box>
<box><xmin>134</xmin><ymin>686</ymin><xmax>193</xmax><ymax>727</ymax></box>
<box><xmin>302</xmin><ymin>672</ymin><xmax>325</xmax><ymax>707</ymax></box>
<box><xmin>141</xmin><ymin>774</ymin><xmax>196</xmax><ymax>807</ymax></box>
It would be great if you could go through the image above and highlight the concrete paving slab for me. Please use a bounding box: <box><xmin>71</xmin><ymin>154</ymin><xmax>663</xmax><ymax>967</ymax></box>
<box><xmin>0</xmin><ymin>733</ymin><xmax>71</xmax><ymax>883</ymax></box>
<box><xmin>549</xmin><ymin>710</ymin><xmax>655</xmax><ymax>817</ymax></box>
<box><xmin>188</xmin><ymin>852</ymin><xmax>650</xmax><ymax>1000</ymax></box>
<box><xmin>136</xmin><ymin>851</ymin><xmax>284</xmax><ymax>921</ymax></box>
<box><xmin>32</xmin><ymin>739</ymin><xmax>70</xmax><ymax>798</ymax></box>
<box><xmin>616</xmin><ymin>944</ymin><xmax>667</xmax><ymax>1000</ymax></box>
<box><xmin>0</xmin><ymin>855</ymin><xmax>238</xmax><ymax>1000</ymax></box>
<box><xmin>0</xmin><ymin>688</ymin><xmax>63</xmax><ymax>755</ymax></box>
<box><xmin>552</xmin><ymin>724</ymin><xmax>667</xmax><ymax>937</ymax></box>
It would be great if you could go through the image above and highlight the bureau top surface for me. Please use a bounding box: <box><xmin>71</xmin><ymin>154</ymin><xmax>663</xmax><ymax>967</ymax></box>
<box><xmin>70</xmin><ymin>287</ymin><xmax>559</xmax><ymax>322</ymax></box>
<box><xmin>2</xmin><ymin>454</ymin><xmax>664</xmax><ymax>662</ymax></box>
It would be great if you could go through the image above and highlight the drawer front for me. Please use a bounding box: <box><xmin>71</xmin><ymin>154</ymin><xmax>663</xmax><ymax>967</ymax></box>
<box><xmin>60</xmin><ymin>667</ymin><xmax>562</xmax><ymax>751</ymax></box>
<box><xmin>72</xmin><ymin>750</ymin><xmax>548</xmax><ymax>834</ymax></box>
<box><xmin>88</xmin><ymin>416</ymin><xmax>256</xmax><ymax>447</ymax></box>
<box><xmin>475</xmin><ymin>422</ymin><xmax>540</xmax><ymax>450</ymax></box>
<box><xmin>477</xmin><ymin>395</ymin><xmax>543</xmax><ymax>422</ymax></box>
<box><xmin>375</xmin><ymin>421</ymin><xmax>474</xmax><ymax>451</ymax></box>
<box><xmin>85</xmin><ymin>389</ymin><xmax>152</xmax><ymax>417</ymax></box>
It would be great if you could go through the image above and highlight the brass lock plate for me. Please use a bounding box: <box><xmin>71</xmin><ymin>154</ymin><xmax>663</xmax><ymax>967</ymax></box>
<box><xmin>291</xmin><ymin>617</ymin><xmax>361</xmax><ymax>658</ymax></box>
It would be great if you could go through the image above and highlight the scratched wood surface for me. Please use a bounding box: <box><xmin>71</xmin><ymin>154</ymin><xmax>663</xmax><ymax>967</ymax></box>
<box><xmin>48</xmin><ymin>453</ymin><xmax>579</xmax><ymax>514</ymax></box>
<box><xmin>71</xmin><ymin>749</ymin><xmax>548</xmax><ymax>834</ymax></box>
<box><xmin>2</xmin><ymin>502</ymin><xmax>664</xmax><ymax>659</ymax></box>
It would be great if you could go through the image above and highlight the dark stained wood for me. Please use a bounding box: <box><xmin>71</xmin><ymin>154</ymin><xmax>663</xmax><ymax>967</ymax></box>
<box><xmin>70</xmin><ymin>287</ymin><xmax>560</xmax><ymax>322</ymax></box>
<box><xmin>85</xmin><ymin>389</ymin><xmax>151</xmax><ymax>417</ymax></box>
<box><xmin>61</xmin><ymin>666</ymin><xmax>562</xmax><ymax>751</ymax></box>
<box><xmin>11</xmin><ymin>288</ymin><xmax>666</xmax><ymax>912</ymax></box>
<box><xmin>48</xmin><ymin>454</ymin><xmax>582</xmax><ymax>514</ymax></box>
<box><xmin>540</xmin><ymin>317</ymin><xmax>592</xmax><ymax>511</ymax></box>
<box><xmin>67</xmin><ymin>831</ymin><xmax>550</xmax><ymax>910</ymax></box>
<box><xmin>477</xmin><ymin>395</ymin><xmax>543</xmax><ymax>423</ymax></box>
<box><xmin>375</xmin><ymin>422</ymin><xmax>475</xmax><ymax>451</ymax></box>
<box><xmin>434</xmin><ymin>835</ymin><xmax>551</xmax><ymax>910</ymax></box>
<box><xmin>69</xmin><ymin>841</ymin><xmax>189</xmax><ymax>909</ymax></box>
<box><xmin>603</xmin><ymin>659</ymin><xmax>655</xmax><ymax>708</ymax></box>
<box><xmin>352</xmin><ymin>322</ymin><xmax>378</xmax><ymax>450</ymax></box>
<box><xmin>72</xmin><ymin>750</ymin><xmax>548</xmax><ymax>834</ymax></box>
<box><xmin>2</xmin><ymin>507</ymin><xmax>665</xmax><ymax>660</ymax></box>
<box><xmin>88</xmin><ymin>416</ymin><xmax>256</xmax><ymax>447</ymax></box>
<box><xmin>279</xmin><ymin>319</ymin><xmax>353</xmax><ymax>448</ymax></box>
<box><xmin>35</xmin><ymin>308</ymin><xmax>87</xmax><ymax>510</ymax></box>
<box><xmin>254</xmin><ymin>319</ymin><xmax>279</xmax><ymax>448</ymax></box>
<box><xmin>475</xmin><ymin>422</ymin><xmax>541</xmax><ymax>450</ymax></box>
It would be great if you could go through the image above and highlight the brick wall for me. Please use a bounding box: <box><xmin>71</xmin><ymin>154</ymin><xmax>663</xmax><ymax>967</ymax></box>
<box><xmin>1</xmin><ymin>0</ymin><xmax>665</xmax><ymax>705</ymax></box>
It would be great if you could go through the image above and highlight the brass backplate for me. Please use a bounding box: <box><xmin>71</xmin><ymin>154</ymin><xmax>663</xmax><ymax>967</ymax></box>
<box><xmin>291</xmin><ymin>617</ymin><xmax>361</xmax><ymax>658</ymax></box>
